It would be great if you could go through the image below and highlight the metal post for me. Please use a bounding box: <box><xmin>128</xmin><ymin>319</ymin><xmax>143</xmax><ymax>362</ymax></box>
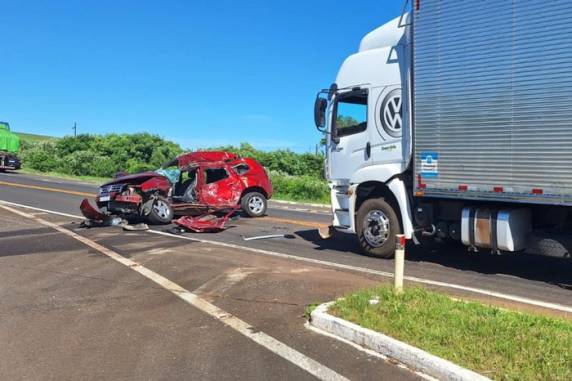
<box><xmin>73</xmin><ymin>122</ymin><xmax>77</xmax><ymax>138</ymax></box>
<box><xmin>394</xmin><ymin>234</ymin><xmax>406</xmax><ymax>294</ymax></box>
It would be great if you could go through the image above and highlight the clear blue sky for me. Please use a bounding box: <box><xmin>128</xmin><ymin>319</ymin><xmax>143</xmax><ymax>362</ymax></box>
<box><xmin>0</xmin><ymin>1</ymin><xmax>402</xmax><ymax>152</ymax></box>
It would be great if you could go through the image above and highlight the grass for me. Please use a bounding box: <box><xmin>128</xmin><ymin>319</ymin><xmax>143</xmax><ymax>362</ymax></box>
<box><xmin>304</xmin><ymin>302</ymin><xmax>321</xmax><ymax>319</ymax></box>
<box><xmin>15</xmin><ymin>132</ymin><xmax>57</xmax><ymax>144</ymax></box>
<box><xmin>330</xmin><ymin>286</ymin><xmax>572</xmax><ymax>381</ymax></box>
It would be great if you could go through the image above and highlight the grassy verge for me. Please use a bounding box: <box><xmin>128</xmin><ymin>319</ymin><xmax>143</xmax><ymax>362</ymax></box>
<box><xmin>330</xmin><ymin>286</ymin><xmax>572</xmax><ymax>381</ymax></box>
<box><xmin>15</xmin><ymin>132</ymin><xmax>58</xmax><ymax>144</ymax></box>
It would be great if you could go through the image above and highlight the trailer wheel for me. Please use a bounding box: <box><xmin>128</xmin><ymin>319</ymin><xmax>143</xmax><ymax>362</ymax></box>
<box><xmin>241</xmin><ymin>192</ymin><xmax>267</xmax><ymax>217</ymax></box>
<box><xmin>147</xmin><ymin>197</ymin><xmax>174</xmax><ymax>225</ymax></box>
<box><xmin>356</xmin><ymin>198</ymin><xmax>401</xmax><ymax>258</ymax></box>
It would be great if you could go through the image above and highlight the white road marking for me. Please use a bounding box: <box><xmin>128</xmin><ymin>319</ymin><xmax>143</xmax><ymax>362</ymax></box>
<box><xmin>2</xmin><ymin>199</ymin><xmax>572</xmax><ymax>315</ymax></box>
<box><xmin>0</xmin><ymin>203</ymin><xmax>349</xmax><ymax>381</ymax></box>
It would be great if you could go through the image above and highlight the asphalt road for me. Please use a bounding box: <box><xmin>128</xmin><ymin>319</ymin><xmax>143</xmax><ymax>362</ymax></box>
<box><xmin>1</xmin><ymin>170</ymin><xmax>571</xmax><ymax>380</ymax></box>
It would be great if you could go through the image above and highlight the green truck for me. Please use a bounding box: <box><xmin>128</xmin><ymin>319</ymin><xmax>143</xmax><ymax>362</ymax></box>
<box><xmin>0</xmin><ymin>121</ymin><xmax>21</xmax><ymax>170</ymax></box>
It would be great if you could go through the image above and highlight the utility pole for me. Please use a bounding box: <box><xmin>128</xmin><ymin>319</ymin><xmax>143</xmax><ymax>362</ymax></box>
<box><xmin>72</xmin><ymin>122</ymin><xmax>77</xmax><ymax>138</ymax></box>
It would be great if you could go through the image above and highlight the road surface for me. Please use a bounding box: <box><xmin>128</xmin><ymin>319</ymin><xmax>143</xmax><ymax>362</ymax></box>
<box><xmin>1</xmin><ymin>170</ymin><xmax>571</xmax><ymax>380</ymax></box>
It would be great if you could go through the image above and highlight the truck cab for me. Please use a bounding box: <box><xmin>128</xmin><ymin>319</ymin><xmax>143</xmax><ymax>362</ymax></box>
<box><xmin>316</xmin><ymin>15</ymin><xmax>413</xmax><ymax>257</ymax></box>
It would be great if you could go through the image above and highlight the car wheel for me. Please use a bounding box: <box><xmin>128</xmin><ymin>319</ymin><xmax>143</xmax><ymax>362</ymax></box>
<box><xmin>241</xmin><ymin>192</ymin><xmax>267</xmax><ymax>217</ymax></box>
<box><xmin>147</xmin><ymin>197</ymin><xmax>174</xmax><ymax>224</ymax></box>
<box><xmin>356</xmin><ymin>198</ymin><xmax>401</xmax><ymax>258</ymax></box>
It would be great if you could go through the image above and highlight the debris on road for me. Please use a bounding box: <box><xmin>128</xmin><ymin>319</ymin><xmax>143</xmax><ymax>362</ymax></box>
<box><xmin>122</xmin><ymin>223</ymin><xmax>149</xmax><ymax>231</ymax></box>
<box><xmin>173</xmin><ymin>208</ymin><xmax>238</xmax><ymax>233</ymax></box>
<box><xmin>242</xmin><ymin>234</ymin><xmax>296</xmax><ymax>241</ymax></box>
<box><xmin>318</xmin><ymin>225</ymin><xmax>334</xmax><ymax>240</ymax></box>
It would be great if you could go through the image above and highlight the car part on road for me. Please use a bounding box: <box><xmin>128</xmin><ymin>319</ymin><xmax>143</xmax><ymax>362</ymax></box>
<box><xmin>122</xmin><ymin>223</ymin><xmax>149</xmax><ymax>231</ymax></box>
<box><xmin>242</xmin><ymin>234</ymin><xmax>296</xmax><ymax>241</ymax></box>
<box><xmin>173</xmin><ymin>207</ymin><xmax>238</xmax><ymax>233</ymax></box>
<box><xmin>318</xmin><ymin>225</ymin><xmax>335</xmax><ymax>239</ymax></box>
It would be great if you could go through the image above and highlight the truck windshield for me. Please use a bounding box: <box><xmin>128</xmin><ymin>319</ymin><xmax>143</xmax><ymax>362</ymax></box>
<box><xmin>334</xmin><ymin>91</ymin><xmax>368</xmax><ymax>138</ymax></box>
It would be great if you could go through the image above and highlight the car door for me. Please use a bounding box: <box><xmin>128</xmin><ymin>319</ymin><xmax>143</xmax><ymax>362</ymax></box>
<box><xmin>328</xmin><ymin>88</ymin><xmax>372</xmax><ymax>182</ymax></box>
<box><xmin>199</xmin><ymin>166</ymin><xmax>242</xmax><ymax>208</ymax></box>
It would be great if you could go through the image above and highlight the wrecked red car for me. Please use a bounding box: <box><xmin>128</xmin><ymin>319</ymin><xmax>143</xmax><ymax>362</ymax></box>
<box><xmin>81</xmin><ymin>151</ymin><xmax>273</xmax><ymax>224</ymax></box>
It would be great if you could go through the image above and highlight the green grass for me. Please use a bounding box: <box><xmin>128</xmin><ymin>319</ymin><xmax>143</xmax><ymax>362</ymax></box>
<box><xmin>15</xmin><ymin>132</ymin><xmax>57</xmax><ymax>144</ymax></box>
<box><xmin>330</xmin><ymin>286</ymin><xmax>572</xmax><ymax>381</ymax></box>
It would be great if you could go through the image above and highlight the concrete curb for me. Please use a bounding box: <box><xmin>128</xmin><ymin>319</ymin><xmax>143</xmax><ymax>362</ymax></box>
<box><xmin>310</xmin><ymin>302</ymin><xmax>491</xmax><ymax>381</ymax></box>
<box><xmin>270</xmin><ymin>199</ymin><xmax>330</xmax><ymax>209</ymax></box>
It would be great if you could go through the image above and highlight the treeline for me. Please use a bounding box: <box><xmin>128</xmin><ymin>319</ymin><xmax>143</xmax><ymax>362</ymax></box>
<box><xmin>21</xmin><ymin>134</ymin><xmax>182</xmax><ymax>177</ymax></box>
<box><xmin>21</xmin><ymin>134</ymin><xmax>329</xmax><ymax>203</ymax></box>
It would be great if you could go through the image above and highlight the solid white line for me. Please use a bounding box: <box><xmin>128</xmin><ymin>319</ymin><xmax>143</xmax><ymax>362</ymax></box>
<box><xmin>0</xmin><ymin>203</ymin><xmax>349</xmax><ymax>381</ymax></box>
<box><xmin>0</xmin><ymin>200</ymin><xmax>83</xmax><ymax>219</ymax></box>
<box><xmin>2</xmin><ymin>199</ymin><xmax>572</xmax><ymax>315</ymax></box>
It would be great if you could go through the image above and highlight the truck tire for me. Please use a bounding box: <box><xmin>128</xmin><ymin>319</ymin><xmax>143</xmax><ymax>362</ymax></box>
<box><xmin>356</xmin><ymin>198</ymin><xmax>401</xmax><ymax>258</ymax></box>
<box><xmin>147</xmin><ymin>197</ymin><xmax>174</xmax><ymax>225</ymax></box>
<box><xmin>241</xmin><ymin>192</ymin><xmax>267</xmax><ymax>217</ymax></box>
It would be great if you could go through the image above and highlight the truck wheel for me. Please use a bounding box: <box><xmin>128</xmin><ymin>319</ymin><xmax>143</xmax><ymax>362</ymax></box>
<box><xmin>241</xmin><ymin>192</ymin><xmax>267</xmax><ymax>217</ymax></box>
<box><xmin>356</xmin><ymin>198</ymin><xmax>401</xmax><ymax>258</ymax></box>
<box><xmin>147</xmin><ymin>197</ymin><xmax>174</xmax><ymax>225</ymax></box>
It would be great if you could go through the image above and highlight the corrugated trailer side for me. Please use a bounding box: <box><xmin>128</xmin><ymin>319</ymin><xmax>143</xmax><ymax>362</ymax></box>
<box><xmin>412</xmin><ymin>0</ymin><xmax>572</xmax><ymax>205</ymax></box>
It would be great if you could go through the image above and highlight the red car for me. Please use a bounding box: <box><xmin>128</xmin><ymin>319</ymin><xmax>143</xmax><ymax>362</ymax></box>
<box><xmin>84</xmin><ymin>151</ymin><xmax>272</xmax><ymax>224</ymax></box>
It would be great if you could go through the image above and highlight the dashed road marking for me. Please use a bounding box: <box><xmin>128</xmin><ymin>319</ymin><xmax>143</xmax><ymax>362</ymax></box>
<box><xmin>2</xmin><ymin>199</ymin><xmax>572</xmax><ymax>315</ymax></box>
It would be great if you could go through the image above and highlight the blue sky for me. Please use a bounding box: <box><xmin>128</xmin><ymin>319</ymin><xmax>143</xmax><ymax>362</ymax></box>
<box><xmin>0</xmin><ymin>1</ymin><xmax>402</xmax><ymax>152</ymax></box>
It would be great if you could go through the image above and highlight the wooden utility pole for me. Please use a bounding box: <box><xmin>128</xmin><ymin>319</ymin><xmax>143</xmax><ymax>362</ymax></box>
<box><xmin>73</xmin><ymin>122</ymin><xmax>77</xmax><ymax>138</ymax></box>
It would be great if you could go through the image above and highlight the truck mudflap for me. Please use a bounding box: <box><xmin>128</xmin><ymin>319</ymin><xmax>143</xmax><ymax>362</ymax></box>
<box><xmin>173</xmin><ymin>207</ymin><xmax>238</xmax><ymax>233</ymax></box>
<box><xmin>80</xmin><ymin>199</ymin><xmax>107</xmax><ymax>221</ymax></box>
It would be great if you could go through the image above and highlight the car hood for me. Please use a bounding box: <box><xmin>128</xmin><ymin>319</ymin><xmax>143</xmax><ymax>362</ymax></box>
<box><xmin>102</xmin><ymin>171</ymin><xmax>165</xmax><ymax>186</ymax></box>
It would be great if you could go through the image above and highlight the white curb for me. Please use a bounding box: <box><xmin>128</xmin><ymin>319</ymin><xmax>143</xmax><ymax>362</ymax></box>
<box><xmin>310</xmin><ymin>302</ymin><xmax>491</xmax><ymax>381</ymax></box>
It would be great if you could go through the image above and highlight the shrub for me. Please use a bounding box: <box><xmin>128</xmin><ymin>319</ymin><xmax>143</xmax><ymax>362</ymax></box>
<box><xmin>269</xmin><ymin>171</ymin><xmax>329</xmax><ymax>203</ymax></box>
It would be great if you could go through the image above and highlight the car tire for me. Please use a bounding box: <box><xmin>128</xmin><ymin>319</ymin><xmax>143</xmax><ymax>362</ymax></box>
<box><xmin>356</xmin><ymin>198</ymin><xmax>401</xmax><ymax>258</ymax></box>
<box><xmin>241</xmin><ymin>192</ymin><xmax>267</xmax><ymax>217</ymax></box>
<box><xmin>147</xmin><ymin>196</ymin><xmax>174</xmax><ymax>225</ymax></box>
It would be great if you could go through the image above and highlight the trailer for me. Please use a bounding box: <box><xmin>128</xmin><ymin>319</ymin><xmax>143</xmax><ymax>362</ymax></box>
<box><xmin>0</xmin><ymin>122</ymin><xmax>21</xmax><ymax>171</ymax></box>
<box><xmin>314</xmin><ymin>0</ymin><xmax>572</xmax><ymax>259</ymax></box>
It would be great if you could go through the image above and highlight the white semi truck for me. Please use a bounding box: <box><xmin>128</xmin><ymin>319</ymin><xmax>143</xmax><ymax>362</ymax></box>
<box><xmin>314</xmin><ymin>0</ymin><xmax>572</xmax><ymax>259</ymax></box>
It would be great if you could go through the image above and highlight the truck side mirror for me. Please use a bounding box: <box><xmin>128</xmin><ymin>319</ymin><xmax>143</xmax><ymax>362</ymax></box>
<box><xmin>314</xmin><ymin>97</ymin><xmax>327</xmax><ymax>130</ymax></box>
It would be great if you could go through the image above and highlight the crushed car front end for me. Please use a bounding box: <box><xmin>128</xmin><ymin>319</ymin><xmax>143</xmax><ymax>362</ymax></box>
<box><xmin>97</xmin><ymin>183</ymin><xmax>143</xmax><ymax>215</ymax></box>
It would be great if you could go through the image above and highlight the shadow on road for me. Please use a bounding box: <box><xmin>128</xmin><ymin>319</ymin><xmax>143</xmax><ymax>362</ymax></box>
<box><xmin>295</xmin><ymin>228</ymin><xmax>572</xmax><ymax>290</ymax></box>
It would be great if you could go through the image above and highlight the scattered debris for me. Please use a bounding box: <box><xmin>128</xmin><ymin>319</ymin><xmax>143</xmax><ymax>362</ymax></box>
<box><xmin>173</xmin><ymin>208</ymin><xmax>238</xmax><ymax>233</ymax></box>
<box><xmin>318</xmin><ymin>225</ymin><xmax>334</xmax><ymax>239</ymax></box>
<box><xmin>242</xmin><ymin>234</ymin><xmax>296</xmax><ymax>241</ymax></box>
<box><xmin>122</xmin><ymin>223</ymin><xmax>149</xmax><ymax>231</ymax></box>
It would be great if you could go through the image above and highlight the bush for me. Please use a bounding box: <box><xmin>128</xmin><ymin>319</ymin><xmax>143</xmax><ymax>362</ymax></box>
<box><xmin>20</xmin><ymin>142</ymin><xmax>62</xmax><ymax>172</ymax></box>
<box><xmin>212</xmin><ymin>143</ymin><xmax>325</xmax><ymax>178</ymax></box>
<box><xmin>21</xmin><ymin>133</ymin><xmax>183</xmax><ymax>178</ymax></box>
<box><xmin>269</xmin><ymin>171</ymin><xmax>329</xmax><ymax>203</ymax></box>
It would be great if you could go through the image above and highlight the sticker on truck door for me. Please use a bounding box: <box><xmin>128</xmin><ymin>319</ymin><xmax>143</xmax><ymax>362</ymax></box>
<box><xmin>420</xmin><ymin>152</ymin><xmax>438</xmax><ymax>178</ymax></box>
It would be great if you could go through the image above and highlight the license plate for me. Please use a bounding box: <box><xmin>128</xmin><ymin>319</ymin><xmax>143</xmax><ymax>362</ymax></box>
<box><xmin>99</xmin><ymin>196</ymin><xmax>110</xmax><ymax>202</ymax></box>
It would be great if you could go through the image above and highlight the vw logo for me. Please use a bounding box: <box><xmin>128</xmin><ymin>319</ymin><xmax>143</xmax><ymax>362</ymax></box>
<box><xmin>380</xmin><ymin>89</ymin><xmax>402</xmax><ymax>138</ymax></box>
